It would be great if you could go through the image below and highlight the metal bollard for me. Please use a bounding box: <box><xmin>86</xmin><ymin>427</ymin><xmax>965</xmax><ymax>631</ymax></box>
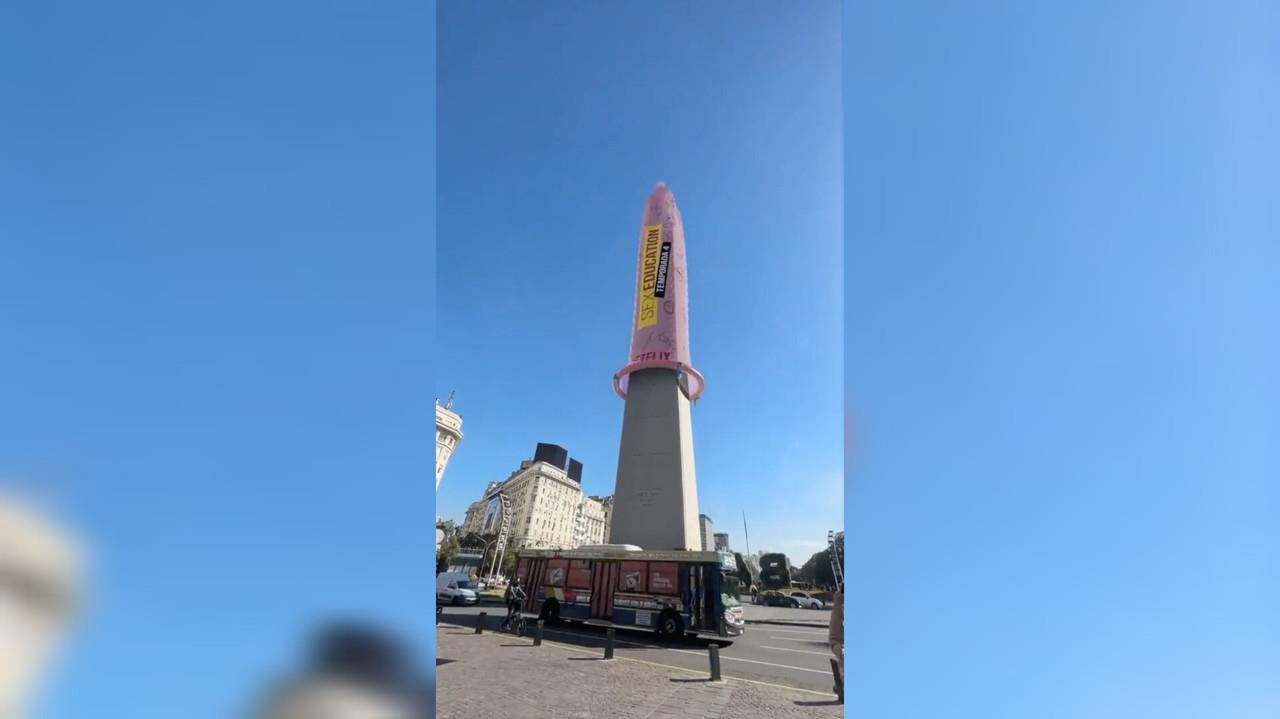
<box><xmin>475</xmin><ymin>611</ymin><xmax>486</xmax><ymax>634</ymax></box>
<box><xmin>830</xmin><ymin>658</ymin><xmax>844</xmax><ymax>703</ymax></box>
<box><xmin>534</xmin><ymin>619</ymin><xmax>544</xmax><ymax>646</ymax></box>
<box><xmin>604</xmin><ymin>627</ymin><xmax>615</xmax><ymax>660</ymax></box>
<box><xmin>708</xmin><ymin>644</ymin><xmax>722</xmax><ymax>681</ymax></box>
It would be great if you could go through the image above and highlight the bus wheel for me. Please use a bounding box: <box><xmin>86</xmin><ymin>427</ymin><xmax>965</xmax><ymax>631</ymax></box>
<box><xmin>657</xmin><ymin>611</ymin><xmax>684</xmax><ymax>641</ymax></box>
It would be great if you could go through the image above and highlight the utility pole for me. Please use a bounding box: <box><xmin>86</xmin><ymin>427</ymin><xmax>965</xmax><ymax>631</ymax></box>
<box><xmin>742</xmin><ymin>511</ymin><xmax>751</xmax><ymax>563</ymax></box>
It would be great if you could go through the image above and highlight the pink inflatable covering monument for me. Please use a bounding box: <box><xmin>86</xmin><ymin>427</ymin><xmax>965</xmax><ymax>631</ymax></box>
<box><xmin>613</xmin><ymin>182</ymin><xmax>705</xmax><ymax>401</ymax></box>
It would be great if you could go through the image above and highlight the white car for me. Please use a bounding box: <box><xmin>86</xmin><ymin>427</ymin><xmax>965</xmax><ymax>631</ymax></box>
<box><xmin>436</xmin><ymin>572</ymin><xmax>479</xmax><ymax>606</ymax></box>
<box><xmin>788</xmin><ymin>591</ymin><xmax>825</xmax><ymax>610</ymax></box>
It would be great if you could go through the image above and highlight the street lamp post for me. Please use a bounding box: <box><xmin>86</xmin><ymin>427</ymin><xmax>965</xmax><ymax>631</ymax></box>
<box><xmin>464</xmin><ymin>536</ymin><xmax>497</xmax><ymax>581</ymax></box>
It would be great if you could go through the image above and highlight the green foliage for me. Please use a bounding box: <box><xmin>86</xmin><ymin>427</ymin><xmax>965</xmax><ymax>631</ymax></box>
<box><xmin>499</xmin><ymin>550</ymin><xmax>517</xmax><ymax>577</ymax></box>
<box><xmin>435</xmin><ymin>534</ymin><xmax>461</xmax><ymax>574</ymax></box>
<box><xmin>799</xmin><ymin>549</ymin><xmax>837</xmax><ymax>588</ymax></box>
<box><xmin>733</xmin><ymin>552</ymin><xmax>758</xmax><ymax>586</ymax></box>
<box><xmin>757</xmin><ymin>552</ymin><xmax>791</xmax><ymax>589</ymax></box>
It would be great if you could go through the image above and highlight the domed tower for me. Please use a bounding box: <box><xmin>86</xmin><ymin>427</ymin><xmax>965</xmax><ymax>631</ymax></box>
<box><xmin>435</xmin><ymin>391</ymin><xmax>463</xmax><ymax>491</ymax></box>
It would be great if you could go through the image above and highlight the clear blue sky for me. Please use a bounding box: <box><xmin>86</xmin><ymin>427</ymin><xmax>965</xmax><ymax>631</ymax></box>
<box><xmin>845</xmin><ymin>2</ymin><xmax>1278</xmax><ymax>718</ymax></box>
<box><xmin>436</xmin><ymin>1</ymin><xmax>844</xmax><ymax>563</ymax></box>
<box><xmin>0</xmin><ymin>3</ymin><xmax>434</xmax><ymax>717</ymax></box>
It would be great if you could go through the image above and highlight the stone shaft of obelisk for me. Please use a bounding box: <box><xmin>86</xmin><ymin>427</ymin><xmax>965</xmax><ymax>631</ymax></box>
<box><xmin>608</xmin><ymin>368</ymin><xmax>700</xmax><ymax>551</ymax></box>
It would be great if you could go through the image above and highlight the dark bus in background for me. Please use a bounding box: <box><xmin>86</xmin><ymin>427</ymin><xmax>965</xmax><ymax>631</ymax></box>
<box><xmin>515</xmin><ymin>545</ymin><xmax>745</xmax><ymax>641</ymax></box>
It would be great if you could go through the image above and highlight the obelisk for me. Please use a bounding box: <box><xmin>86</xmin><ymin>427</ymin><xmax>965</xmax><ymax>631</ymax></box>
<box><xmin>608</xmin><ymin>182</ymin><xmax>704</xmax><ymax>551</ymax></box>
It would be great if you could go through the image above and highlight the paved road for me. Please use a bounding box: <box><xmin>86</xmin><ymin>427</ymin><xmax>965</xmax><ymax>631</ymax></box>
<box><xmin>439</xmin><ymin>605</ymin><xmax>840</xmax><ymax>697</ymax></box>
<box><xmin>740</xmin><ymin>603</ymin><xmax>831</xmax><ymax>627</ymax></box>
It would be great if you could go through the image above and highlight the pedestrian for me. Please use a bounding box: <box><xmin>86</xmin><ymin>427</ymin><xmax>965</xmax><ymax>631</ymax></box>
<box><xmin>750</xmin><ymin>584</ymin><xmax>759</xmax><ymax>604</ymax></box>
<box><xmin>828</xmin><ymin>583</ymin><xmax>844</xmax><ymax>689</ymax></box>
<box><xmin>500</xmin><ymin>577</ymin><xmax>526</xmax><ymax>631</ymax></box>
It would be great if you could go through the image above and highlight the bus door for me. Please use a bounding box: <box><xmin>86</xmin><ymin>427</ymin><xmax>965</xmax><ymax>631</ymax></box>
<box><xmin>704</xmin><ymin>564</ymin><xmax>726</xmax><ymax>636</ymax></box>
<box><xmin>589</xmin><ymin>560</ymin><xmax>618</xmax><ymax>619</ymax></box>
<box><xmin>520</xmin><ymin>556</ymin><xmax>547</xmax><ymax>613</ymax></box>
<box><xmin>675</xmin><ymin>563</ymin><xmax>706</xmax><ymax>631</ymax></box>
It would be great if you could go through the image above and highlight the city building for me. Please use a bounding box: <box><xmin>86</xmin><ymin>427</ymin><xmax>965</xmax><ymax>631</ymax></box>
<box><xmin>699</xmin><ymin>514</ymin><xmax>715</xmax><ymax>552</ymax></box>
<box><xmin>714</xmin><ymin>532</ymin><xmax>730</xmax><ymax>552</ymax></box>
<box><xmin>458</xmin><ymin>445</ymin><xmax>611</xmax><ymax>551</ymax></box>
<box><xmin>592</xmin><ymin>495</ymin><xmax>614</xmax><ymax>544</ymax></box>
<box><xmin>436</xmin><ymin>517</ymin><xmax>458</xmax><ymax>539</ymax></box>
<box><xmin>574</xmin><ymin>495</ymin><xmax>607</xmax><ymax>547</ymax></box>
<box><xmin>435</xmin><ymin>393</ymin><xmax>463</xmax><ymax>490</ymax></box>
<box><xmin>460</xmin><ymin>482</ymin><xmax>502</xmax><ymax>535</ymax></box>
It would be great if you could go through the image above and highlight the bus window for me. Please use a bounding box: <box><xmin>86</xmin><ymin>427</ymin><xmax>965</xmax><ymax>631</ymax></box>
<box><xmin>567</xmin><ymin>559</ymin><xmax>591</xmax><ymax>588</ymax></box>
<box><xmin>546</xmin><ymin>559</ymin><xmax>568</xmax><ymax>587</ymax></box>
<box><xmin>619</xmin><ymin>561</ymin><xmax>647</xmax><ymax>593</ymax></box>
<box><xmin>649</xmin><ymin>562</ymin><xmax>678</xmax><ymax>594</ymax></box>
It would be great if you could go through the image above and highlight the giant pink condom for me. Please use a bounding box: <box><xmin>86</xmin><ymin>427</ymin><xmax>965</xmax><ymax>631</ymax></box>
<box><xmin>613</xmin><ymin>182</ymin><xmax>705</xmax><ymax>401</ymax></box>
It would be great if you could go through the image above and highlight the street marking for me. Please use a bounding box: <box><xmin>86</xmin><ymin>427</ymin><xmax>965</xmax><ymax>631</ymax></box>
<box><xmin>534</xmin><ymin>636</ymin><xmax>837</xmax><ymax>698</ymax></box>
<box><xmin>708</xmin><ymin>654</ymin><xmax>832</xmax><ymax>675</ymax></box>
<box><xmin>769</xmin><ymin>636</ymin><xmax>830</xmax><ymax>643</ymax></box>
<box><xmin>762</xmin><ymin>645</ymin><xmax>835</xmax><ymax>657</ymax></box>
<box><xmin>538</xmin><ymin>626</ymin><xmax>834</xmax><ymax>675</ymax></box>
<box><xmin>763</xmin><ymin>628</ymin><xmax>828</xmax><ymax>636</ymax></box>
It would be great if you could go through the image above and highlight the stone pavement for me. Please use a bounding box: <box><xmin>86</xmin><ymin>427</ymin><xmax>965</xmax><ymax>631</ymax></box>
<box><xmin>437</xmin><ymin>626</ymin><xmax>843</xmax><ymax>719</ymax></box>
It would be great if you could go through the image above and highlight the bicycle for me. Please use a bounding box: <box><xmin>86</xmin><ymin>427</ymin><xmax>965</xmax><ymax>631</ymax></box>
<box><xmin>506</xmin><ymin>611</ymin><xmax>528</xmax><ymax>635</ymax></box>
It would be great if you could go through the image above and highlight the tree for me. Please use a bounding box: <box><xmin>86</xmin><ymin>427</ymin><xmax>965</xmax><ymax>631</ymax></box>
<box><xmin>435</xmin><ymin>534</ymin><xmax>461</xmax><ymax>575</ymax></box>
<box><xmin>757</xmin><ymin>552</ymin><xmax>791</xmax><ymax>589</ymax></box>
<box><xmin>498</xmin><ymin>549</ymin><xmax>517</xmax><ymax>579</ymax></box>
<box><xmin>733</xmin><ymin>552</ymin><xmax>758</xmax><ymax>587</ymax></box>
<box><xmin>799</xmin><ymin>549</ymin><xmax>836</xmax><ymax>589</ymax></box>
<box><xmin>459</xmin><ymin>531</ymin><xmax>499</xmax><ymax>573</ymax></box>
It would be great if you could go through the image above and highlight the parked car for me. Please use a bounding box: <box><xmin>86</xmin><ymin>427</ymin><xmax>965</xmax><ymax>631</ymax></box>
<box><xmin>436</xmin><ymin>572</ymin><xmax>479</xmax><ymax>606</ymax></box>
<box><xmin>760</xmin><ymin>590</ymin><xmax>795</xmax><ymax>607</ymax></box>
<box><xmin>788</xmin><ymin>590</ymin><xmax>825</xmax><ymax>610</ymax></box>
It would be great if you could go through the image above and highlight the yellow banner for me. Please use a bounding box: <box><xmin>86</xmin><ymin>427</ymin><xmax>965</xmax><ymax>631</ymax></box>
<box><xmin>637</xmin><ymin>224</ymin><xmax>662</xmax><ymax>328</ymax></box>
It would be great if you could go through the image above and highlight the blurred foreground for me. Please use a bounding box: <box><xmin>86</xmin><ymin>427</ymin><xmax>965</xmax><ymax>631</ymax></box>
<box><xmin>0</xmin><ymin>492</ymin><xmax>82</xmax><ymax>719</ymax></box>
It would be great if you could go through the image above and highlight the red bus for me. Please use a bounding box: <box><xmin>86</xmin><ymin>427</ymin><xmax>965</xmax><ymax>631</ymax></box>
<box><xmin>515</xmin><ymin>545</ymin><xmax>746</xmax><ymax>641</ymax></box>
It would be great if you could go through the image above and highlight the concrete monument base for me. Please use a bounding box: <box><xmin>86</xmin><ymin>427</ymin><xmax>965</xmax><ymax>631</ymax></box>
<box><xmin>608</xmin><ymin>368</ymin><xmax>700</xmax><ymax>551</ymax></box>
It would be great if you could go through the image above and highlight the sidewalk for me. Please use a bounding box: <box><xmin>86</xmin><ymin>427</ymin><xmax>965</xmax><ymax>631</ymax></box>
<box><xmin>437</xmin><ymin>627</ymin><xmax>842</xmax><ymax>719</ymax></box>
<box><xmin>740</xmin><ymin>604</ymin><xmax>831</xmax><ymax>628</ymax></box>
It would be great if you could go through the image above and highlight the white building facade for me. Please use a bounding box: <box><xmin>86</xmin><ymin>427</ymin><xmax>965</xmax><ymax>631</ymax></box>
<box><xmin>458</xmin><ymin>459</ymin><xmax>610</xmax><ymax>551</ymax></box>
<box><xmin>435</xmin><ymin>395</ymin><xmax>463</xmax><ymax>490</ymax></box>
